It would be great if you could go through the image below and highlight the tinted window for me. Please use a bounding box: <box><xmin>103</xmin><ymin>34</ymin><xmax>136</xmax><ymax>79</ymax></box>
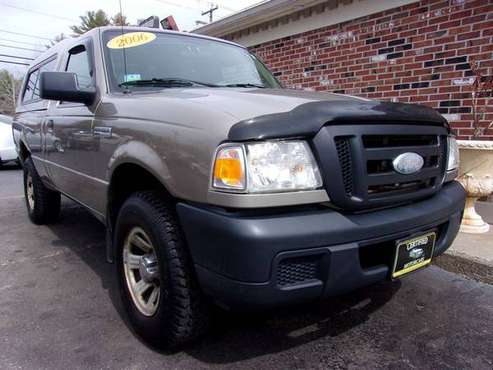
<box><xmin>22</xmin><ymin>69</ymin><xmax>39</xmax><ymax>103</ymax></box>
<box><xmin>22</xmin><ymin>57</ymin><xmax>57</xmax><ymax>104</ymax></box>
<box><xmin>66</xmin><ymin>48</ymin><xmax>93</xmax><ymax>88</ymax></box>
<box><xmin>102</xmin><ymin>31</ymin><xmax>281</xmax><ymax>90</ymax></box>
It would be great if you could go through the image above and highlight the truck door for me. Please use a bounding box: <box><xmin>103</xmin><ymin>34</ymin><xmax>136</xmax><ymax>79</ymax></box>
<box><xmin>15</xmin><ymin>57</ymin><xmax>58</xmax><ymax>183</ymax></box>
<box><xmin>44</xmin><ymin>40</ymin><xmax>101</xmax><ymax>211</ymax></box>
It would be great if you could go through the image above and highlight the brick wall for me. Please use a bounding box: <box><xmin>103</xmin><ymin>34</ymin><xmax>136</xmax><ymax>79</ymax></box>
<box><xmin>250</xmin><ymin>0</ymin><xmax>493</xmax><ymax>139</ymax></box>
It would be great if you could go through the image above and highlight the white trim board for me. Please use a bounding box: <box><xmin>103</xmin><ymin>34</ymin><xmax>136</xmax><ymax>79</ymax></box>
<box><xmin>200</xmin><ymin>0</ymin><xmax>419</xmax><ymax>47</ymax></box>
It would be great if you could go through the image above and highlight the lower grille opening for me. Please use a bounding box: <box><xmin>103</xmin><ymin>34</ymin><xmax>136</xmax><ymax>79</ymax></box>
<box><xmin>277</xmin><ymin>255</ymin><xmax>320</xmax><ymax>287</ymax></box>
<box><xmin>359</xmin><ymin>240</ymin><xmax>395</xmax><ymax>270</ymax></box>
<box><xmin>359</xmin><ymin>222</ymin><xmax>448</xmax><ymax>270</ymax></box>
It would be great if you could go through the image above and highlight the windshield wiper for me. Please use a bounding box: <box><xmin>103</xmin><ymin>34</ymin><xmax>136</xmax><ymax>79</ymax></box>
<box><xmin>119</xmin><ymin>78</ymin><xmax>219</xmax><ymax>88</ymax></box>
<box><xmin>219</xmin><ymin>83</ymin><xmax>266</xmax><ymax>88</ymax></box>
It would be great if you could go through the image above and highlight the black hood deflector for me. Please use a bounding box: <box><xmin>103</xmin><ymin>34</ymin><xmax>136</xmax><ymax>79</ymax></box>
<box><xmin>228</xmin><ymin>100</ymin><xmax>448</xmax><ymax>141</ymax></box>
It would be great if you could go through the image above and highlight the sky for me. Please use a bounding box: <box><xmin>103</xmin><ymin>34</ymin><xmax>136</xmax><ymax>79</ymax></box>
<box><xmin>0</xmin><ymin>0</ymin><xmax>264</xmax><ymax>76</ymax></box>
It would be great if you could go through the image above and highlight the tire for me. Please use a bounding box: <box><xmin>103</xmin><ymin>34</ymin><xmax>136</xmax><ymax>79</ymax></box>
<box><xmin>23</xmin><ymin>157</ymin><xmax>61</xmax><ymax>225</ymax></box>
<box><xmin>115</xmin><ymin>191</ymin><xmax>209</xmax><ymax>349</ymax></box>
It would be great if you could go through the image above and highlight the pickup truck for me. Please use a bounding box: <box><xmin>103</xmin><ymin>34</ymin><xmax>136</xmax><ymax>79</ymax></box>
<box><xmin>13</xmin><ymin>26</ymin><xmax>466</xmax><ymax>349</ymax></box>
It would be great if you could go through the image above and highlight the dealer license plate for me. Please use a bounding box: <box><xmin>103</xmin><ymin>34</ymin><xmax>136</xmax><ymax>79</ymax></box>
<box><xmin>392</xmin><ymin>231</ymin><xmax>436</xmax><ymax>279</ymax></box>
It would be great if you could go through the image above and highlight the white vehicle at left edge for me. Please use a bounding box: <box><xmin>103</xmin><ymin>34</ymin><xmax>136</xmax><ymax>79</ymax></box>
<box><xmin>0</xmin><ymin>114</ymin><xmax>18</xmax><ymax>166</ymax></box>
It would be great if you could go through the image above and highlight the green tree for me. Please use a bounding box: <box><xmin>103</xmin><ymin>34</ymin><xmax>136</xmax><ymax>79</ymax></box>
<box><xmin>70</xmin><ymin>10</ymin><xmax>130</xmax><ymax>36</ymax></box>
<box><xmin>71</xmin><ymin>10</ymin><xmax>111</xmax><ymax>35</ymax></box>
<box><xmin>45</xmin><ymin>33</ymin><xmax>67</xmax><ymax>49</ymax></box>
<box><xmin>0</xmin><ymin>70</ymin><xmax>22</xmax><ymax>115</ymax></box>
<box><xmin>111</xmin><ymin>12</ymin><xmax>129</xmax><ymax>27</ymax></box>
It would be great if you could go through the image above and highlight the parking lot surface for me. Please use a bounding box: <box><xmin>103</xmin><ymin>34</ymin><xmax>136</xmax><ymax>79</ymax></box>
<box><xmin>1</xmin><ymin>167</ymin><xmax>492</xmax><ymax>369</ymax></box>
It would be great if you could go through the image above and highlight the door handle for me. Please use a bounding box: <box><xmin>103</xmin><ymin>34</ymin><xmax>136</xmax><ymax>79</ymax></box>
<box><xmin>93</xmin><ymin>126</ymin><xmax>112</xmax><ymax>138</ymax></box>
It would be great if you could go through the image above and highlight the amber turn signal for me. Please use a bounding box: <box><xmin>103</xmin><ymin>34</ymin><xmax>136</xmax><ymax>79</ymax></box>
<box><xmin>212</xmin><ymin>146</ymin><xmax>246</xmax><ymax>190</ymax></box>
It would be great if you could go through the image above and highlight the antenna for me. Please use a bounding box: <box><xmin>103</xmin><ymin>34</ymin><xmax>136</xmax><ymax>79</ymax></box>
<box><xmin>119</xmin><ymin>0</ymin><xmax>128</xmax><ymax>87</ymax></box>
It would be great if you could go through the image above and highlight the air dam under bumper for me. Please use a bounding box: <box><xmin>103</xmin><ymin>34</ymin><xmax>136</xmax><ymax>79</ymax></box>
<box><xmin>176</xmin><ymin>181</ymin><xmax>465</xmax><ymax>310</ymax></box>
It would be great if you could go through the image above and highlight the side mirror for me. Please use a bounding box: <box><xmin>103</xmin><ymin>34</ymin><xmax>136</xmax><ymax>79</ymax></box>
<box><xmin>39</xmin><ymin>71</ymin><xmax>96</xmax><ymax>105</ymax></box>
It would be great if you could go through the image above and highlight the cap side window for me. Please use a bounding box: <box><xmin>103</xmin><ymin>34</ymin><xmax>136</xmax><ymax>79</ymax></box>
<box><xmin>21</xmin><ymin>57</ymin><xmax>57</xmax><ymax>105</ymax></box>
<box><xmin>22</xmin><ymin>69</ymin><xmax>39</xmax><ymax>103</ymax></box>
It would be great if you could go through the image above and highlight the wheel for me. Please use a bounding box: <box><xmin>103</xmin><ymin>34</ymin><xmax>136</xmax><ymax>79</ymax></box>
<box><xmin>115</xmin><ymin>191</ymin><xmax>209</xmax><ymax>349</ymax></box>
<box><xmin>23</xmin><ymin>157</ymin><xmax>61</xmax><ymax>225</ymax></box>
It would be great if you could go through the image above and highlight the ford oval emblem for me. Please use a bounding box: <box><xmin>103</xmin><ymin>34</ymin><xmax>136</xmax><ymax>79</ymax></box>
<box><xmin>409</xmin><ymin>247</ymin><xmax>424</xmax><ymax>259</ymax></box>
<box><xmin>392</xmin><ymin>152</ymin><xmax>424</xmax><ymax>175</ymax></box>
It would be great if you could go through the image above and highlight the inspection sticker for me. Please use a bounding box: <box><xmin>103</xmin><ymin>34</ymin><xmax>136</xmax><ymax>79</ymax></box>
<box><xmin>107</xmin><ymin>32</ymin><xmax>156</xmax><ymax>49</ymax></box>
<box><xmin>124</xmin><ymin>74</ymin><xmax>141</xmax><ymax>82</ymax></box>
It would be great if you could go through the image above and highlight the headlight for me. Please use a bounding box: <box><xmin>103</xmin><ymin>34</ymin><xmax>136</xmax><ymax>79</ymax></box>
<box><xmin>212</xmin><ymin>140</ymin><xmax>323</xmax><ymax>193</ymax></box>
<box><xmin>447</xmin><ymin>136</ymin><xmax>460</xmax><ymax>171</ymax></box>
<box><xmin>246</xmin><ymin>141</ymin><xmax>322</xmax><ymax>192</ymax></box>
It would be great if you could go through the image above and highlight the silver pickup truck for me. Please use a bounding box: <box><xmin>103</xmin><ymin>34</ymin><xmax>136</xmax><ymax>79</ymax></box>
<box><xmin>13</xmin><ymin>26</ymin><xmax>465</xmax><ymax>349</ymax></box>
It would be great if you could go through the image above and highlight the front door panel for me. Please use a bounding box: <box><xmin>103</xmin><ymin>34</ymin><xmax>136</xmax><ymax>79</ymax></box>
<box><xmin>43</xmin><ymin>39</ymin><xmax>105</xmax><ymax>214</ymax></box>
<box><xmin>45</xmin><ymin>102</ymin><xmax>102</xmax><ymax>210</ymax></box>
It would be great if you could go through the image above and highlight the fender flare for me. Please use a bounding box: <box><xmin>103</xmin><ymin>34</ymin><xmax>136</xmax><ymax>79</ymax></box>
<box><xmin>107</xmin><ymin>141</ymin><xmax>175</xmax><ymax>193</ymax></box>
<box><xmin>105</xmin><ymin>140</ymin><xmax>175</xmax><ymax>262</ymax></box>
<box><xmin>17</xmin><ymin>133</ymin><xmax>31</xmax><ymax>161</ymax></box>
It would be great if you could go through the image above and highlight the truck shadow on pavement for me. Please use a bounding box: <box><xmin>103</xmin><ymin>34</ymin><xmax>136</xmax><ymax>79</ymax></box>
<box><xmin>0</xmin><ymin>163</ymin><xmax>22</xmax><ymax>172</ymax></box>
<box><xmin>46</xmin><ymin>201</ymin><xmax>126</xmax><ymax>321</ymax></box>
<box><xmin>187</xmin><ymin>281</ymin><xmax>401</xmax><ymax>364</ymax></box>
<box><xmin>47</xmin><ymin>201</ymin><xmax>401</xmax><ymax>364</ymax></box>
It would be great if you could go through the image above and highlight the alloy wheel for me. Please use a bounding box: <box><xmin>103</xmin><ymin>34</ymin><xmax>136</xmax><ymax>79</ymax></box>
<box><xmin>123</xmin><ymin>227</ymin><xmax>161</xmax><ymax>316</ymax></box>
<box><xmin>26</xmin><ymin>174</ymin><xmax>35</xmax><ymax>210</ymax></box>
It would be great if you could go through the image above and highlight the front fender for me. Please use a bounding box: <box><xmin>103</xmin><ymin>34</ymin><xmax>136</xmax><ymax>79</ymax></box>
<box><xmin>106</xmin><ymin>140</ymin><xmax>176</xmax><ymax>263</ymax></box>
<box><xmin>107</xmin><ymin>140</ymin><xmax>176</xmax><ymax>195</ymax></box>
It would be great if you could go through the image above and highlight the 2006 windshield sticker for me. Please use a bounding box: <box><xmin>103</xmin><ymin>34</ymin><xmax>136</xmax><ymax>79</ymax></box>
<box><xmin>107</xmin><ymin>32</ymin><xmax>156</xmax><ymax>49</ymax></box>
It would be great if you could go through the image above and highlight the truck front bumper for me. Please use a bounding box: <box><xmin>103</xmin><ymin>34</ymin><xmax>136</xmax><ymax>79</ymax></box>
<box><xmin>177</xmin><ymin>181</ymin><xmax>466</xmax><ymax>310</ymax></box>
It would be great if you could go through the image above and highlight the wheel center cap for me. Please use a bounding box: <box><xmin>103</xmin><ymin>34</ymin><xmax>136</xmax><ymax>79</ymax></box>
<box><xmin>139</xmin><ymin>254</ymin><xmax>159</xmax><ymax>283</ymax></box>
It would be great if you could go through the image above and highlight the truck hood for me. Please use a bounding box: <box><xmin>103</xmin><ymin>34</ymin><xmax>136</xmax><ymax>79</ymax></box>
<box><xmin>104</xmin><ymin>88</ymin><xmax>447</xmax><ymax>141</ymax></box>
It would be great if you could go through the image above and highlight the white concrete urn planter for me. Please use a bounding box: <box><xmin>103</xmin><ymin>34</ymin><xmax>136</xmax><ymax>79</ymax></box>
<box><xmin>457</xmin><ymin>140</ymin><xmax>493</xmax><ymax>233</ymax></box>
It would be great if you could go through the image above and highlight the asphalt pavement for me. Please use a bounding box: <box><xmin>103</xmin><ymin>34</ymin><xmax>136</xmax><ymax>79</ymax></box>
<box><xmin>1</xmin><ymin>166</ymin><xmax>492</xmax><ymax>369</ymax></box>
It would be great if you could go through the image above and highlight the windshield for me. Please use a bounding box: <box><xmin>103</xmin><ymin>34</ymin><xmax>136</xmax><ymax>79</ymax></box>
<box><xmin>102</xmin><ymin>30</ymin><xmax>281</xmax><ymax>91</ymax></box>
